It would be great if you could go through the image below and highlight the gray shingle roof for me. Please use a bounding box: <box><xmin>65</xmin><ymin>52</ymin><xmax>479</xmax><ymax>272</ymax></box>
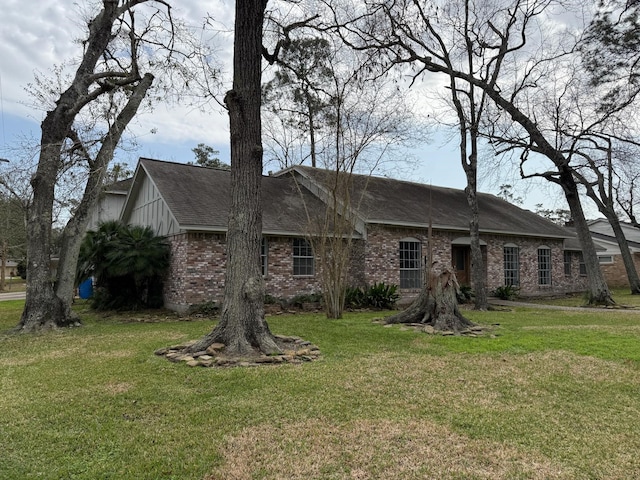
<box><xmin>105</xmin><ymin>177</ymin><xmax>133</xmax><ymax>193</ymax></box>
<box><xmin>138</xmin><ymin>158</ymin><xmax>330</xmax><ymax>234</ymax></box>
<box><xmin>136</xmin><ymin>159</ymin><xmax>572</xmax><ymax>240</ymax></box>
<box><xmin>291</xmin><ymin>166</ymin><xmax>572</xmax><ymax>238</ymax></box>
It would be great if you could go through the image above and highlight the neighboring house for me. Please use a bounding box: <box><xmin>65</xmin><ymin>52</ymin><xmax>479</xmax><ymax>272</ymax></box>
<box><xmin>87</xmin><ymin>177</ymin><xmax>133</xmax><ymax>231</ymax></box>
<box><xmin>587</xmin><ymin>218</ymin><xmax>640</xmax><ymax>287</ymax></box>
<box><xmin>1</xmin><ymin>260</ymin><xmax>18</xmax><ymax>279</ymax></box>
<box><xmin>120</xmin><ymin>158</ymin><xmax>588</xmax><ymax>313</ymax></box>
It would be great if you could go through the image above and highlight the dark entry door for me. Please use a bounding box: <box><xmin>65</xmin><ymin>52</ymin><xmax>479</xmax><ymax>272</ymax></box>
<box><xmin>452</xmin><ymin>246</ymin><xmax>470</xmax><ymax>285</ymax></box>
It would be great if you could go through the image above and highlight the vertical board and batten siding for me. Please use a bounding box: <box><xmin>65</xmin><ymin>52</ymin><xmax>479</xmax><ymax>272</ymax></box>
<box><xmin>128</xmin><ymin>174</ymin><xmax>179</xmax><ymax>236</ymax></box>
<box><xmin>88</xmin><ymin>193</ymin><xmax>127</xmax><ymax>231</ymax></box>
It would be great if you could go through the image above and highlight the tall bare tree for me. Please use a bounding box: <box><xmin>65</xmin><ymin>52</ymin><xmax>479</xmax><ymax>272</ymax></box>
<box><xmin>572</xmin><ymin>136</ymin><xmax>640</xmax><ymax>294</ymax></box>
<box><xmin>16</xmin><ymin>0</ymin><xmax>219</xmax><ymax>332</ymax></box>
<box><xmin>265</xmin><ymin>34</ymin><xmax>420</xmax><ymax>318</ymax></box>
<box><xmin>332</xmin><ymin>0</ymin><xmax>617</xmax><ymax>305</ymax></box>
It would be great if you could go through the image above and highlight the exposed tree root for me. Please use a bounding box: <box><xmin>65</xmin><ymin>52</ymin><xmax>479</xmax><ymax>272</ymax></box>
<box><xmin>13</xmin><ymin>299</ymin><xmax>82</xmax><ymax>333</ymax></box>
<box><xmin>157</xmin><ymin>335</ymin><xmax>321</xmax><ymax>368</ymax></box>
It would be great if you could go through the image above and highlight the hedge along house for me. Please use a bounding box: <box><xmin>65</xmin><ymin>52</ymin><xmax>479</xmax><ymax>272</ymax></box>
<box><xmin>120</xmin><ymin>158</ymin><xmax>588</xmax><ymax>313</ymax></box>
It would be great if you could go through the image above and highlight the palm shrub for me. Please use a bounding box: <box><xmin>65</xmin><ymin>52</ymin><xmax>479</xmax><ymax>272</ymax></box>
<box><xmin>345</xmin><ymin>285</ymin><xmax>367</xmax><ymax>309</ymax></box>
<box><xmin>345</xmin><ymin>282</ymin><xmax>399</xmax><ymax>310</ymax></box>
<box><xmin>492</xmin><ymin>284</ymin><xmax>520</xmax><ymax>300</ymax></box>
<box><xmin>77</xmin><ymin>221</ymin><xmax>170</xmax><ymax>310</ymax></box>
<box><xmin>365</xmin><ymin>282</ymin><xmax>399</xmax><ymax>309</ymax></box>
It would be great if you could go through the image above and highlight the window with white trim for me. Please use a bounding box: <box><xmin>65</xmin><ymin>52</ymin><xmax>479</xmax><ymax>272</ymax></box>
<box><xmin>598</xmin><ymin>255</ymin><xmax>614</xmax><ymax>264</ymax></box>
<box><xmin>293</xmin><ymin>238</ymin><xmax>314</xmax><ymax>276</ymax></box>
<box><xmin>399</xmin><ymin>239</ymin><xmax>422</xmax><ymax>288</ymax></box>
<box><xmin>538</xmin><ymin>246</ymin><xmax>551</xmax><ymax>285</ymax></box>
<box><xmin>503</xmin><ymin>244</ymin><xmax>520</xmax><ymax>286</ymax></box>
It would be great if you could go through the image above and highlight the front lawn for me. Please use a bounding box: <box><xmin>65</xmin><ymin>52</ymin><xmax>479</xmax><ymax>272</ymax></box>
<box><xmin>1</xmin><ymin>300</ymin><xmax>639</xmax><ymax>479</ymax></box>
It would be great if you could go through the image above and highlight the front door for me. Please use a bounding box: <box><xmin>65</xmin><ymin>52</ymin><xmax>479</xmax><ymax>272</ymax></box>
<box><xmin>452</xmin><ymin>246</ymin><xmax>470</xmax><ymax>285</ymax></box>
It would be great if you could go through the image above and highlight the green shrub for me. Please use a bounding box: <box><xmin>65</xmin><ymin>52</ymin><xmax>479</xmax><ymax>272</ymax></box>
<box><xmin>345</xmin><ymin>282</ymin><xmax>399</xmax><ymax>310</ymax></box>
<box><xmin>345</xmin><ymin>286</ymin><xmax>367</xmax><ymax>309</ymax></box>
<box><xmin>493</xmin><ymin>284</ymin><xmax>520</xmax><ymax>300</ymax></box>
<box><xmin>188</xmin><ymin>301</ymin><xmax>219</xmax><ymax>316</ymax></box>
<box><xmin>365</xmin><ymin>282</ymin><xmax>400</xmax><ymax>309</ymax></box>
<box><xmin>264</xmin><ymin>294</ymin><xmax>280</xmax><ymax>305</ymax></box>
<box><xmin>288</xmin><ymin>292</ymin><xmax>324</xmax><ymax>308</ymax></box>
<box><xmin>457</xmin><ymin>284</ymin><xmax>475</xmax><ymax>304</ymax></box>
<box><xmin>77</xmin><ymin>221</ymin><xmax>170</xmax><ymax>310</ymax></box>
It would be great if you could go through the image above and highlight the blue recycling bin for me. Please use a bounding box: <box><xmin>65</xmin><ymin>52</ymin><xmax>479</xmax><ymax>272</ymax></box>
<box><xmin>78</xmin><ymin>278</ymin><xmax>94</xmax><ymax>299</ymax></box>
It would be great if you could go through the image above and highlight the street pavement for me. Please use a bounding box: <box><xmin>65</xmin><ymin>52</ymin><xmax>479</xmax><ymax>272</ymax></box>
<box><xmin>0</xmin><ymin>291</ymin><xmax>26</xmax><ymax>301</ymax></box>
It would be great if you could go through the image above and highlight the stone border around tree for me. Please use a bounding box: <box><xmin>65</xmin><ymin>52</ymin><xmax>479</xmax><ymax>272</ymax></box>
<box><xmin>154</xmin><ymin>334</ymin><xmax>321</xmax><ymax>367</ymax></box>
<box><xmin>373</xmin><ymin>318</ymin><xmax>495</xmax><ymax>337</ymax></box>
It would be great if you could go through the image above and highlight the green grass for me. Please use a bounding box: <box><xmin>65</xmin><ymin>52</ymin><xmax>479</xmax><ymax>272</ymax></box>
<box><xmin>1</xmin><ymin>300</ymin><xmax>640</xmax><ymax>479</ymax></box>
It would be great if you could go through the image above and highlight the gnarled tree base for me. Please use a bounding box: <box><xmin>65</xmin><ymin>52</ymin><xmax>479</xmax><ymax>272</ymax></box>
<box><xmin>161</xmin><ymin>300</ymin><xmax>321</xmax><ymax>367</ymax></box>
<box><xmin>157</xmin><ymin>334</ymin><xmax>321</xmax><ymax>368</ymax></box>
<box><xmin>13</xmin><ymin>295</ymin><xmax>81</xmax><ymax>333</ymax></box>
<box><xmin>386</xmin><ymin>267</ymin><xmax>475</xmax><ymax>334</ymax></box>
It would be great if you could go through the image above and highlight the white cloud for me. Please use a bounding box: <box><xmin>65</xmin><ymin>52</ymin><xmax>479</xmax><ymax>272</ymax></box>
<box><xmin>0</xmin><ymin>1</ymin><xmax>234</xmax><ymax>124</ymax></box>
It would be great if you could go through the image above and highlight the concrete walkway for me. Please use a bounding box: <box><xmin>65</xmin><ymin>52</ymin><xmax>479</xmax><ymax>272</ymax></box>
<box><xmin>489</xmin><ymin>297</ymin><xmax>640</xmax><ymax>313</ymax></box>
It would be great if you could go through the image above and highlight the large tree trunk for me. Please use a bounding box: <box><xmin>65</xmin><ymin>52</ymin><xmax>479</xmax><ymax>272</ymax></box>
<box><xmin>386</xmin><ymin>264</ymin><xmax>475</xmax><ymax>333</ymax></box>
<box><xmin>602</xmin><ymin>210</ymin><xmax>640</xmax><ymax>294</ymax></box>
<box><xmin>463</xmin><ymin>129</ymin><xmax>488</xmax><ymax>310</ymax></box>
<box><xmin>187</xmin><ymin>0</ymin><xmax>280</xmax><ymax>356</ymax></box>
<box><xmin>560</xmin><ymin>170</ymin><xmax>614</xmax><ymax>305</ymax></box>
<box><xmin>18</xmin><ymin>137</ymin><xmax>74</xmax><ymax>332</ymax></box>
<box><xmin>0</xmin><ymin>240</ymin><xmax>6</xmax><ymax>292</ymax></box>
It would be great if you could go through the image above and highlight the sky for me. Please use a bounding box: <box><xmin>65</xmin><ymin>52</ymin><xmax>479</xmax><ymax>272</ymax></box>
<box><xmin>0</xmin><ymin>0</ymin><xmax>573</xmax><ymax>215</ymax></box>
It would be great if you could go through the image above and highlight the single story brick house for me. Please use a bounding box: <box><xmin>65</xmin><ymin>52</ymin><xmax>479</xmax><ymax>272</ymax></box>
<box><xmin>119</xmin><ymin>158</ymin><xmax>588</xmax><ymax>312</ymax></box>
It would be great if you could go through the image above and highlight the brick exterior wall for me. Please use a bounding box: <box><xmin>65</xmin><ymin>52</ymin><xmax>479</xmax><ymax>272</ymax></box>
<box><xmin>362</xmin><ymin>225</ymin><xmax>587</xmax><ymax>300</ymax></box>
<box><xmin>164</xmin><ymin>233</ymin><xmax>323</xmax><ymax>313</ymax></box>
<box><xmin>163</xmin><ymin>226</ymin><xmax>589</xmax><ymax>312</ymax></box>
<box><xmin>263</xmin><ymin>236</ymin><xmax>323</xmax><ymax>299</ymax></box>
<box><xmin>164</xmin><ymin>232</ymin><xmax>227</xmax><ymax>312</ymax></box>
<box><xmin>599</xmin><ymin>252</ymin><xmax>640</xmax><ymax>287</ymax></box>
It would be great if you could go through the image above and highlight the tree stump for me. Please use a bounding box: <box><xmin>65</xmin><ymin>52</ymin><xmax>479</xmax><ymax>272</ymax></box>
<box><xmin>385</xmin><ymin>264</ymin><xmax>474</xmax><ymax>333</ymax></box>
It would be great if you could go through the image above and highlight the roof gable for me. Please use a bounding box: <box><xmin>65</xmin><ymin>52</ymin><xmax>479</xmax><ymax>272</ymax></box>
<box><xmin>123</xmin><ymin>158</ymin><xmax>331</xmax><ymax>235</ymax></box>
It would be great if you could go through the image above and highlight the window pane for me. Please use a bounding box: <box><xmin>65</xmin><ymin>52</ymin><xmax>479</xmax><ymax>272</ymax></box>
<box><xmin>261</xmin><ymin>237</ymin><xmax>268</xmax><ymax>276</ymax></box>
<box><xmin>293</xmin><ymin>238</ymin><xmax>314</xmax><ymax>276</ymax></box>
<box><xmin>579</xmin><ymin>253</ymin><xmax>587</xmax><ymax>276</ymax></box>
<box><xmin>400</xmin><ymin>241</ymin><xmax>421</xmax><ymax>288</ymax></box>
<box><xmin>564</xmin><ymin>251</ymin><xmax>571</xmax><ymax>276</ymax></box>
<box><xmin>503</xmin><ymin>246</ymin><xmax>520</xmax><ymax>286</ymax></box>
<box><xmin>538</xmin><ymin>248</ymin><xmax>551</xmax><ymax>285</ymax></box>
